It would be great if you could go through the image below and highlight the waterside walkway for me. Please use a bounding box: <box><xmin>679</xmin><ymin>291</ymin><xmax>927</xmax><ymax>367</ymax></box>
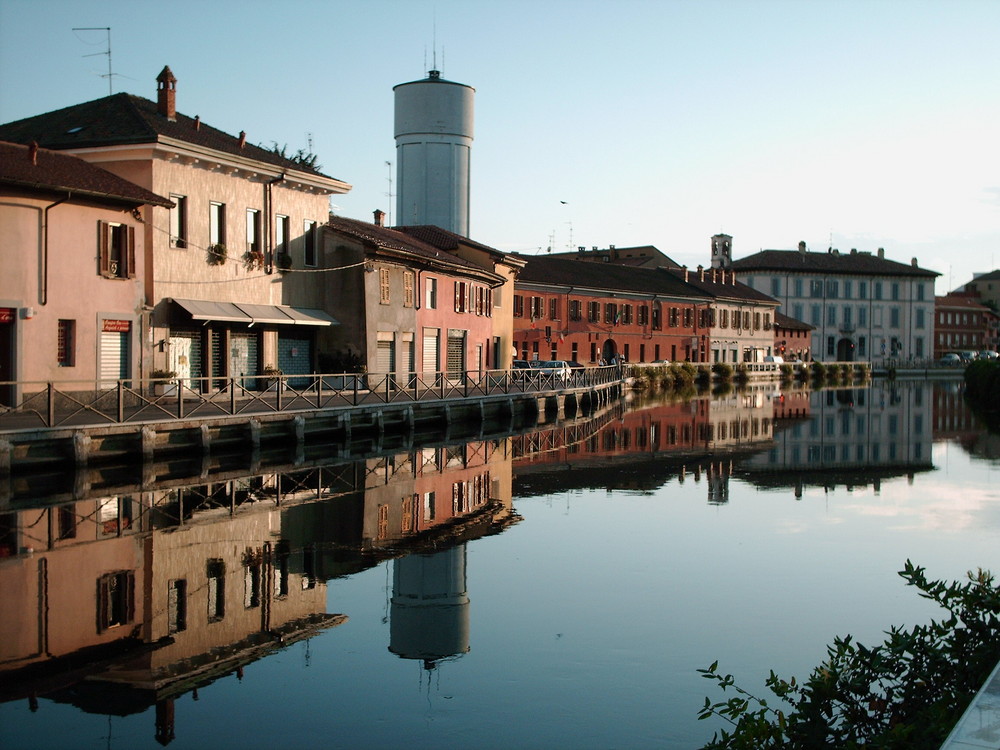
<box><xmin>940</xmin><ymin>660</ymin><xmax>1000</xmax><ymax>749</ymax></box>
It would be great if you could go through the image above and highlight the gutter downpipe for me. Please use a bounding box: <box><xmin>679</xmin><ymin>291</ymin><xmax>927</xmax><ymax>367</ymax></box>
<box><xmin>41</xmin><ymin>193</ymin><xmax>70</xmax><ymax>306</ymax></box>
<box><xmin>264</xmin><ymin>174</ymin><xmax>286</xmax><ymax>275</ymax></box>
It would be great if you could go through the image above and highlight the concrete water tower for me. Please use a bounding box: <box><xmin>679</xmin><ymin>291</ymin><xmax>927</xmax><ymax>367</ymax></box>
<box><xmin>394</xmin><ymin>69</ymin><xmax>474</xmax><ymax>236</ymax></box>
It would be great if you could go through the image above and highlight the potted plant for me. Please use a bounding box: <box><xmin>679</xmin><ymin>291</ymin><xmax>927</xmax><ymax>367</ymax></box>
<box><xmin>243</xmin><ymin>249</ymin><xmax>265</xmax><ymax>271</ymax></box>
<box><xmin>262</xmin><ymin>364</ymin><xmax>283</xmax><ymax>391</ymax></box>
<box><xmin>206</xmin><ymin>243</ymin><xmax>227</xmax><ymax>265</ymax></box>
<box><xmin>150</xmin><ymin>368</ymin><xmax>177</xmax><ymax>396</ymax></box>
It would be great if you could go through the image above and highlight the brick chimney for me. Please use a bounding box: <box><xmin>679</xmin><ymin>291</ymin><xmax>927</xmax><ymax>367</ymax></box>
<box><xmin>373</xmin><ymin>209</ymin><xmax>386</xmax><ymax>227</ymax></box>
<box><xmin>156</xmin><ymin>66</ymin><xmax>177</xmax><ymax>121</ymax></box>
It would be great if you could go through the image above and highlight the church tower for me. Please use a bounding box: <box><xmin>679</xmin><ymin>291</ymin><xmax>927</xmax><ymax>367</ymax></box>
<box><xmin>711</xmin><ymin>233</ymin><xmax>732</xmax><ymax>269</ymax></box>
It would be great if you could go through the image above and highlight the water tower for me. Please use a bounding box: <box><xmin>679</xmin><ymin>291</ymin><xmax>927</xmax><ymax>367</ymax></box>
<box><xmin>393</xmin><ymin>69</ymin><xmax>474</xmax><ymax>236</ymax></box>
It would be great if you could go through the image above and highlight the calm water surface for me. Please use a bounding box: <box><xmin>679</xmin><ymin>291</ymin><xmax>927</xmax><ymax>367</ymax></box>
<box><xmin>1</xmin><ymin>380</ymin><xmax>998</xmax><ymax>749</ymax></box>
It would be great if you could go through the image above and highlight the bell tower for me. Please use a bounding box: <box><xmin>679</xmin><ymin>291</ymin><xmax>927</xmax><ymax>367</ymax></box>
<box><xmin>711</xmin><ymin>233</ymin><xmax>732</xmax><ymax>269</ymax></box>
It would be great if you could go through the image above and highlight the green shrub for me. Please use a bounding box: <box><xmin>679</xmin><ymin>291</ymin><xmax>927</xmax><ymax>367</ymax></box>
<box><xmin>712</xmin><ymin>362</ymin><xmax>734</xmax><ymax>380</ymax></box>
<box><xmin>698</xmin><ymin>561</ymin><xmax>1000</xmax><ymax>749</ymax></box>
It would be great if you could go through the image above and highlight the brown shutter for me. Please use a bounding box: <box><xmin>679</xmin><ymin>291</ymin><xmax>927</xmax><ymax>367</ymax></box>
<box><xmin>99</xmin><ymin>221</ymin><xmax>110</xmax><ymax>277</ymax></box>
<box><xmin>127</xmin><ymin>226</ymin><xmax>136</xmax><ymax>278</ymax></box>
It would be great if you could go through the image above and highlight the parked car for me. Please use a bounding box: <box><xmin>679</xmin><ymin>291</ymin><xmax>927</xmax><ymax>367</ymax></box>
<box><xmin>959</xmin><ymin>351</ymin><xmax>979</xmax><ymax>363</ymax></box>
<box><xmin>532</xmin><ymin>360</ymin><xmax>573</xmax><ymax>381</ymax></box>
<box><xmin>939</xmin><ymin>353</ymin><xmax>962</xmax><ymax>366</ymax></box>
<box><xmin>978</xmin><ymin>351</ymin><xmax>999</xmax><ymax>360</ymax></box>
<box><xmin>763</xmin><ymin>355</ymin><xmax>784</xmax><ymax>363</ymax></box>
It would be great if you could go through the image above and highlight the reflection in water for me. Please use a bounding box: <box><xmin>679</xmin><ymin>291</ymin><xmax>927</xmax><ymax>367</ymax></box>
<box><xmin>0</xmin><ymin>379</ymin><xmax>989</xmax><ymax>747</ymax></box>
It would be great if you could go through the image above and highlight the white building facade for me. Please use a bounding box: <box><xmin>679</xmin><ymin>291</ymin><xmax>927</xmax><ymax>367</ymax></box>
<box><xmin>721</xmin><ymin>239</ymin><xmax>938</xmax><ymax>363</ymax></box>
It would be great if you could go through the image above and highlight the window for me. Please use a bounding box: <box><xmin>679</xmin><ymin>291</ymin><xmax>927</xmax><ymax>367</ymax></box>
<box><xmin>874</xmin><ymin>282</ymin><xmax>883</xmax><ymax>300</ymax></box>
<box><xmin>404</xmin><ymin>271</ymin><xmax>415</xmax><ymax>307</ymax></box>
<box><xmin>207</xmin><ymin>559</ymin><xmax>225</xmax><ymax>622</ymax></box>
<box><xmin>169</xmin><ymin>194</ymin><xmax>187</xmax><ymax>248</ymax></box>
<box><xmin>859</xmin><ymin>281</ymin><xmax>868</xmax><ymax>299</ymax></box>
<box><xmin>826</xmin><ymin>280</ymin><xmax>839</xmax><ymax>298</ymax></box>
<box><xmin>684</xmin><ymin>308</ymin><xmax>693</xmax><ymax>327</ymax></box>
<box><xmin>859</xmin><ymin>307</ymin><xmax>867</xmax><ymax>327</ymax></box>
<box><xmin>275</xmin><ymin>214</ymin><xmax>289</xmax><ymax>257</ymax></box>
<box><xmin>425</xmin><ymin>277</ymin><xmax>438</xmax><ymax>309</ymax></box>
<box><xmin>916</xmin><ymin>308</ymin><xmax>925</xmax><ymax>329</ymax></box>
<box><xmin>638</xmin><ymin>305</ymin><xmax>648</xmax><ymax>325</ymax></box>
<box><xmin>858</xmin><ymin>336</ymin><xmax>867</xmax><ymax>356</ymax></box>
<box><xmin>303</xmin><ymin>220</ymin><xmax>317</xmax><ymax>267</ymax></box>
<box><xmin>827</xmin><ymin>336</ymin><xmax>835</xmax><ymax>356</ymax></box>
<box><xmin>549</xmin><ymin>298</ymin><xmax>560</xmax><ymax>320</ymax></box>
<box><xmin>720</xmin><ymin>309</ymin><xmax>729</xmax><ymax>329</ymax></box>
<box><xmin>379</xmin><ymin>267</ymin><xmax>391</xmax><ymax>304</ymax></box>
<box><xmin>570</xmin><ymin>300</ymin><xmax>582</xmax><ymax>321</ymax></box>
<box><xmin>651</xmin><ymin>303</ymin><xmax>661</xmax><ymax>330</ymax></box>
<box><xmin>246</xmin><ymin>208</ymin><xmax>261</xmax><ymax>261</ymax></box>
<box><xmin>917</xmin><ymin>283</ymin><xmax>926</xmax><ymax>301</ymax></box>
<box><xmin>891</xmin><ymin>282</ymin><xmax>900</xmax><ymax>301</ymax></box>
<box><xmin>810</xmin><ymin>280</ymin><xmax>824</xmax><ymax>298</ymax></box>
<box><xmin>588</xmin><ymin>301</ymin><xmax>600</xmax><ymax>323</ymax></box>
<box><xmin>513</xmin><ymin>294</ymin><xmax>524</xmax><ymax>317</ymax></box>
<box><xmin>57</xmin><ymin>319</ymin><xmax>75</xmax><ymax>367</ymax></box>
<box><xmin>669</xmin><ymin>307</ymin><xmax>679</xmax><ymax>327</ymax></box>
<box><xmin>97</xmin><ymin>570</ymin><xmax>135</xmax><ymax>632</ymax></box>
<box><xmin>167</xmin><ymin>579</ymin><xmax>187</xmax><ymax>634</ymax></box>
<box><xmin>771</xmin><ymin>277</ymin><xmax>781</xmax><ymax>296</ymax></box>
<box><xmin>605</xmin><ymin>303</ymin><xmax>616</xmax><ymax>324</ymax></box>
<box><xmin>531</xmin><ymin>296</ymin><xmax>544</xmax><ymax>319</ymax></box>
<box><xmin>890</xmin><ymin>307</ymin><xmax>901</xmax><ymax>328</ymax></box>
<box><xmin>209</xmin><ymin>202</ymin><xmax>226</xmax><ymax>246</ymax></box>
<box><xmin>99</xmin><ymin>221</ymin><xmax>135</xmax><ymax>279</ymax></box>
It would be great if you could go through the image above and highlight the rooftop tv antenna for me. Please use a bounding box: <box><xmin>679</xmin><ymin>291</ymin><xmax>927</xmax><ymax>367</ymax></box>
<box><xmin>385</xmin><ymin>160</ymin><xmax>395</xmax><ymax>226</ymax></box>
<box><xmin>72</xmin><ymin>26</ymin><xmax>115</xmax><ymax>96</ymax></box>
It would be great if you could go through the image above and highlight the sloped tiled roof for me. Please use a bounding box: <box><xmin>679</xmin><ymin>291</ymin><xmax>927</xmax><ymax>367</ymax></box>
<box><xmin>731</xmin><ymin>249</ymin><xmax>939</xmax><ymax>278</ymax></box>
<box><xmin>774</xmin><ymin>311</ymin><xmax>814</xmax><ymax>331</ymax></box>
<box><xmin>515</xmin><ymin>254</ymin><xmax>710</xmax><ymax>300</ymax></box>
<box><xmin>0</xmin><ymin>140</ymin><xmax>172</xmax><ymax>208</ymax></box>
<box><xmin>662</xmin><ymin>268</ymin><xmax>779</xmax><ymax>305</ymax></box>
<box><xmin>546</xmin><ymin>245</ymin><xmax>682</xmax><ymax>269</ymax></box>
<box><xmin>326</xmin><ymin>216</ymin><xmax>497</xmax><ymax>277</ymax></box>
<box><xmin>395</xmin><ymin>224</ymin><xmax>510</xmax><ymax>260</ymax></box>
<box><xmin>935</xmin><ymin>293</ymin><xmax>995</xmax><ymax>312</ymax></box>
<box><xmin>0</xmin><ymin>92</ymin><xmax>346</xmax><ymax>183</ymax></box>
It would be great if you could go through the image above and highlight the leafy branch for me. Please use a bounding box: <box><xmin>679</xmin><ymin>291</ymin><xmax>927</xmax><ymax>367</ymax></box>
<box><xmin>698</xmin><ymin>561</ymin><xmax>1000</xmax><ymax>749</ymax></box>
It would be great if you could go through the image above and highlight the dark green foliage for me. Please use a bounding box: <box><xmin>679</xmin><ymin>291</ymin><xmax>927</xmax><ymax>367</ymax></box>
<box><xmin>698</xmin><ymin>562</ymin><xmax>1000</xmax><ymax>749</ymax></box>
<box><xmin>713</xmin><ymin>362</ymin><xmax>735</xmax><ymax>380</ymax></box>
<box><xmin>964</xmin><ymin>360</ymin><xmax>1000</xmax><ymax>405</ymax></box>
<box><xmin>269</xmin><ymin>142</ymin><xmax>322</xmax><ymax>172</ymax></box>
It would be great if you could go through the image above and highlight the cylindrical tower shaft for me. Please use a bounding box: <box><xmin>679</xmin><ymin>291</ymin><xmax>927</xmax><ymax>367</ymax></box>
<box><xmin>393</xmin><ymin>70</ymin><xmax>474</xmax><ymax>236</ymax></box>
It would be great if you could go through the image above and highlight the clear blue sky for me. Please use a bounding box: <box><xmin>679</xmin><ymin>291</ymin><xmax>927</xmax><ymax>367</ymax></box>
<box><xmin>2</xmin><ymin>0</ymin><xmax>998</xmax><ymax>292</ymax></box>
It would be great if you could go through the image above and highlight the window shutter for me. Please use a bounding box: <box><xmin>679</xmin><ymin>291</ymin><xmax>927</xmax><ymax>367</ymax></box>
<box><xmin>99</xmin><ymin>221</ymin><xmax>110</xmax><ymax>277</ymax></box>
<box><xmin>127</xmin><ymin>226</ymin><xmax>136</xmax><ymax>278</ymax></box>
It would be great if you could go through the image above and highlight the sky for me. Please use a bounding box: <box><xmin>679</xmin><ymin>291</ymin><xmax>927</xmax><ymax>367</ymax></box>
<box><xmin>2</xmin><ymin>0</ymin><xmax>998</xmax><ymax>293</ymax></box>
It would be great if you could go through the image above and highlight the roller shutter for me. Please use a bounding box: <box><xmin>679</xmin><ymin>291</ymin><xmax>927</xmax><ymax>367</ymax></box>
<box><xmin>422</xmin><ymin>329</ymin><xmax>439</xmax><ymax>377</ymax></box>
<box><xmin>100</xmin><ymin>325</ymin><xmax>130</xmax><ymax>384</ymax></box>
<box><xmin>229</xmin><ymin>332</ymin><xmax>258</xmax><ymax>387</ymax></box>
<box><xmin>446</xmin><ymin>329</ymin><xmax>466</xmax><ymax>378</ymax></box>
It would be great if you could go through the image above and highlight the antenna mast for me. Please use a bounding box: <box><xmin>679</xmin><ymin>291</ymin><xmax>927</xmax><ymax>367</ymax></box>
<box><xmin>73</xmin><ymin>26</ymin><xmax>114</xmax><ymax>96</ymax></box>
<box><xmin>385</xmin><ymin>161</ymin><xmax>395</xmax><ymax>226</ymax></box>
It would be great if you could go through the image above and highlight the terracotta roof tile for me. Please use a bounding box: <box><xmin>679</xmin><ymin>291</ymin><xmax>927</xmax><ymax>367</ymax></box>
<box><xmin>732</xmin><ymin>248</ymin><xmax>939</xmax><ymax>278</ymax></box>
<box><xmin>0</xmin><ymin>140</ymin><xmax>172</xmax><ymax>207</ymax></box>
<box><xmin>0</xmin><ymin>93</ymin><xmax>345</xmax><ymax>182</ymax></box>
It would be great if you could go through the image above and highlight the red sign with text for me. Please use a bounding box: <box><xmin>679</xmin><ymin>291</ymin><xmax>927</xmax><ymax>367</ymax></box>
<box><xmin>102</xmin><ymin>319</ymin><xmax>131</xmax><ymax>333</ymax></box>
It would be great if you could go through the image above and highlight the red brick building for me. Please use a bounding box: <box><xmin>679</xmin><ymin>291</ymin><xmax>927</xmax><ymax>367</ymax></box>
<box><xmin>773</xmin><ymin>311</ymin><xmax>815</xmax><ymax>362</ymax></box>
<box><xmin>933</xmin><ymin>294</ymin><xmax>999</xmax><ymax>357</ymax></box>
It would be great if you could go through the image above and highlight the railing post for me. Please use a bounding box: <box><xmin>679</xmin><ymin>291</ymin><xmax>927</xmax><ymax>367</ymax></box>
<box><xmin>47</xmin><ymin>382</ymin><xmax>54</xmax><ymax>427</ymax></box>
<box><xmin>276</xmin><ymin>375</ymin><xmax>283</xmax><ymax>411</ymax></box>
<box><xmin>117</xmin><ymin>380</ymin><xmax>124</xmax><ymax>423</ymax></box>
<box><xmin>176</xmin><ymin>379</ymin><xmax>184</xmax><ymax>419</ymax></box>
<box><xmin>353</xmin><ymin>374</ymin><xmax>358</xmax><ymax>406</ymax></box>
<box><xmin>230</xmin><ymin>377</ymin><xmax>236</xmax><ymax>414</ymax></box>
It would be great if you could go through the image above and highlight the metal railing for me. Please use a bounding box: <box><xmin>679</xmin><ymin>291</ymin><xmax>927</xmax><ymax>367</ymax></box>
<box><xmin>0</xmin><ymin>365</ymin><xmax>624</xmax><ymax>431</ymax></box>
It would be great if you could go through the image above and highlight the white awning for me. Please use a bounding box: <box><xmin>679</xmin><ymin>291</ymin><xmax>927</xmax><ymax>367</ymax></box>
<box><xmin>169</xmin><ymin>299</ymin><xmax>339</xmax><ymax>326</ymax></box>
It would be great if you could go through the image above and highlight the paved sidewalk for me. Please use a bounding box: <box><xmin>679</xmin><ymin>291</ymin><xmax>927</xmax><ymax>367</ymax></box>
<box><xmin>941</xmin><ymin>659</ymin><xmax>1000</xmax><ymax>749</ymax></box>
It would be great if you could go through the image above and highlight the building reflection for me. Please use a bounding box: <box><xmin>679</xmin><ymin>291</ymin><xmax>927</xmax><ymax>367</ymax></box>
<box><xmin>512</xmin><ymin>384</ymin><xmax>782</xmax><ymax>503</ymax></box>
<box><xmin>0</xmin><ymin>437</ymin><xmax>517</xmax><ymax>744</ymax></box>
<box><xmin>739</xmin><ymin>381</ymin><xmax>935</xmax><ymax>495</ymax></box>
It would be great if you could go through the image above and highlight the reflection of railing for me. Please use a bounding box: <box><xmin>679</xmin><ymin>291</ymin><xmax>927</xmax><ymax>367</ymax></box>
<box><xmin>0</xmin><ymin>365</ymin><xmax>624</xmax><ymax>431</ymax></box>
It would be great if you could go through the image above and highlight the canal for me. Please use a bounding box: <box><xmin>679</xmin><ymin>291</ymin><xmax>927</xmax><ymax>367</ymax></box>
<box><xmin>1</xmin><ymin>380</ymin><xmax>997</xmax><ymax>749</ymax></box>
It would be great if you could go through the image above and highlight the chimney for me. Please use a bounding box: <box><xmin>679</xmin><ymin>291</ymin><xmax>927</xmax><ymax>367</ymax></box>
<box><xmin>193</xmin><ymin>115</ymin><xmax>201</xmax><ymax>131</ymax></box>
<box><xmin>878</xmin><ymin>247</ymin><xmax>885</xmax><ymax>258</ymax></box>
<box><xmin>698</xmin><ymin>265</ymin><xmax>704</xmax><ymax>282</ymax></box>
<box><xmin>156</xmin><ymin>66</ymin><xmax>177</xmax><ymax>121</ymax></box>
<box><xmin>720</xmin><ymin>270</ymin><xmax>726</xmax><ymax>284</ymax></box>
<box><xmin>798</xmin><ymin>240</ymin><xmax>806</xmax><ymax>254</ymax></box>
<box><xmin>683</xmin><ymin>266</ymin><xmax>689</xmax><ymax>282</ymax></box>
<box><xmin>911</xmin><ymin>257</ymin><xmax>918</xmax><ymax>267</ymax></box>
<box><xmin>577</xmin><ymin>246</ymin><xmax>585</xmax><ymax>254</ymax></box>
<box><xmin>711</xmin><ymin>268</ymin><xmax>717</xmax><ymax>283</ymax></box>
<box><xmin>731</xmin><ymin>270</ymin><xmax>736</xmax><ymax>285</ymax></box>
<box><xmin>373</xmin><ymin>209</ymin><xmax>386</xmax><ymax>227</ymax></box>
<box><xmin>238</xmin><ymin>131</ymin><xmax>246</xmax><ymax>149</ymax></box>
<box><xmin>28</xmin><ymin>141</ymin><xmax>38</xmax><ymax>166</ymax></box>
